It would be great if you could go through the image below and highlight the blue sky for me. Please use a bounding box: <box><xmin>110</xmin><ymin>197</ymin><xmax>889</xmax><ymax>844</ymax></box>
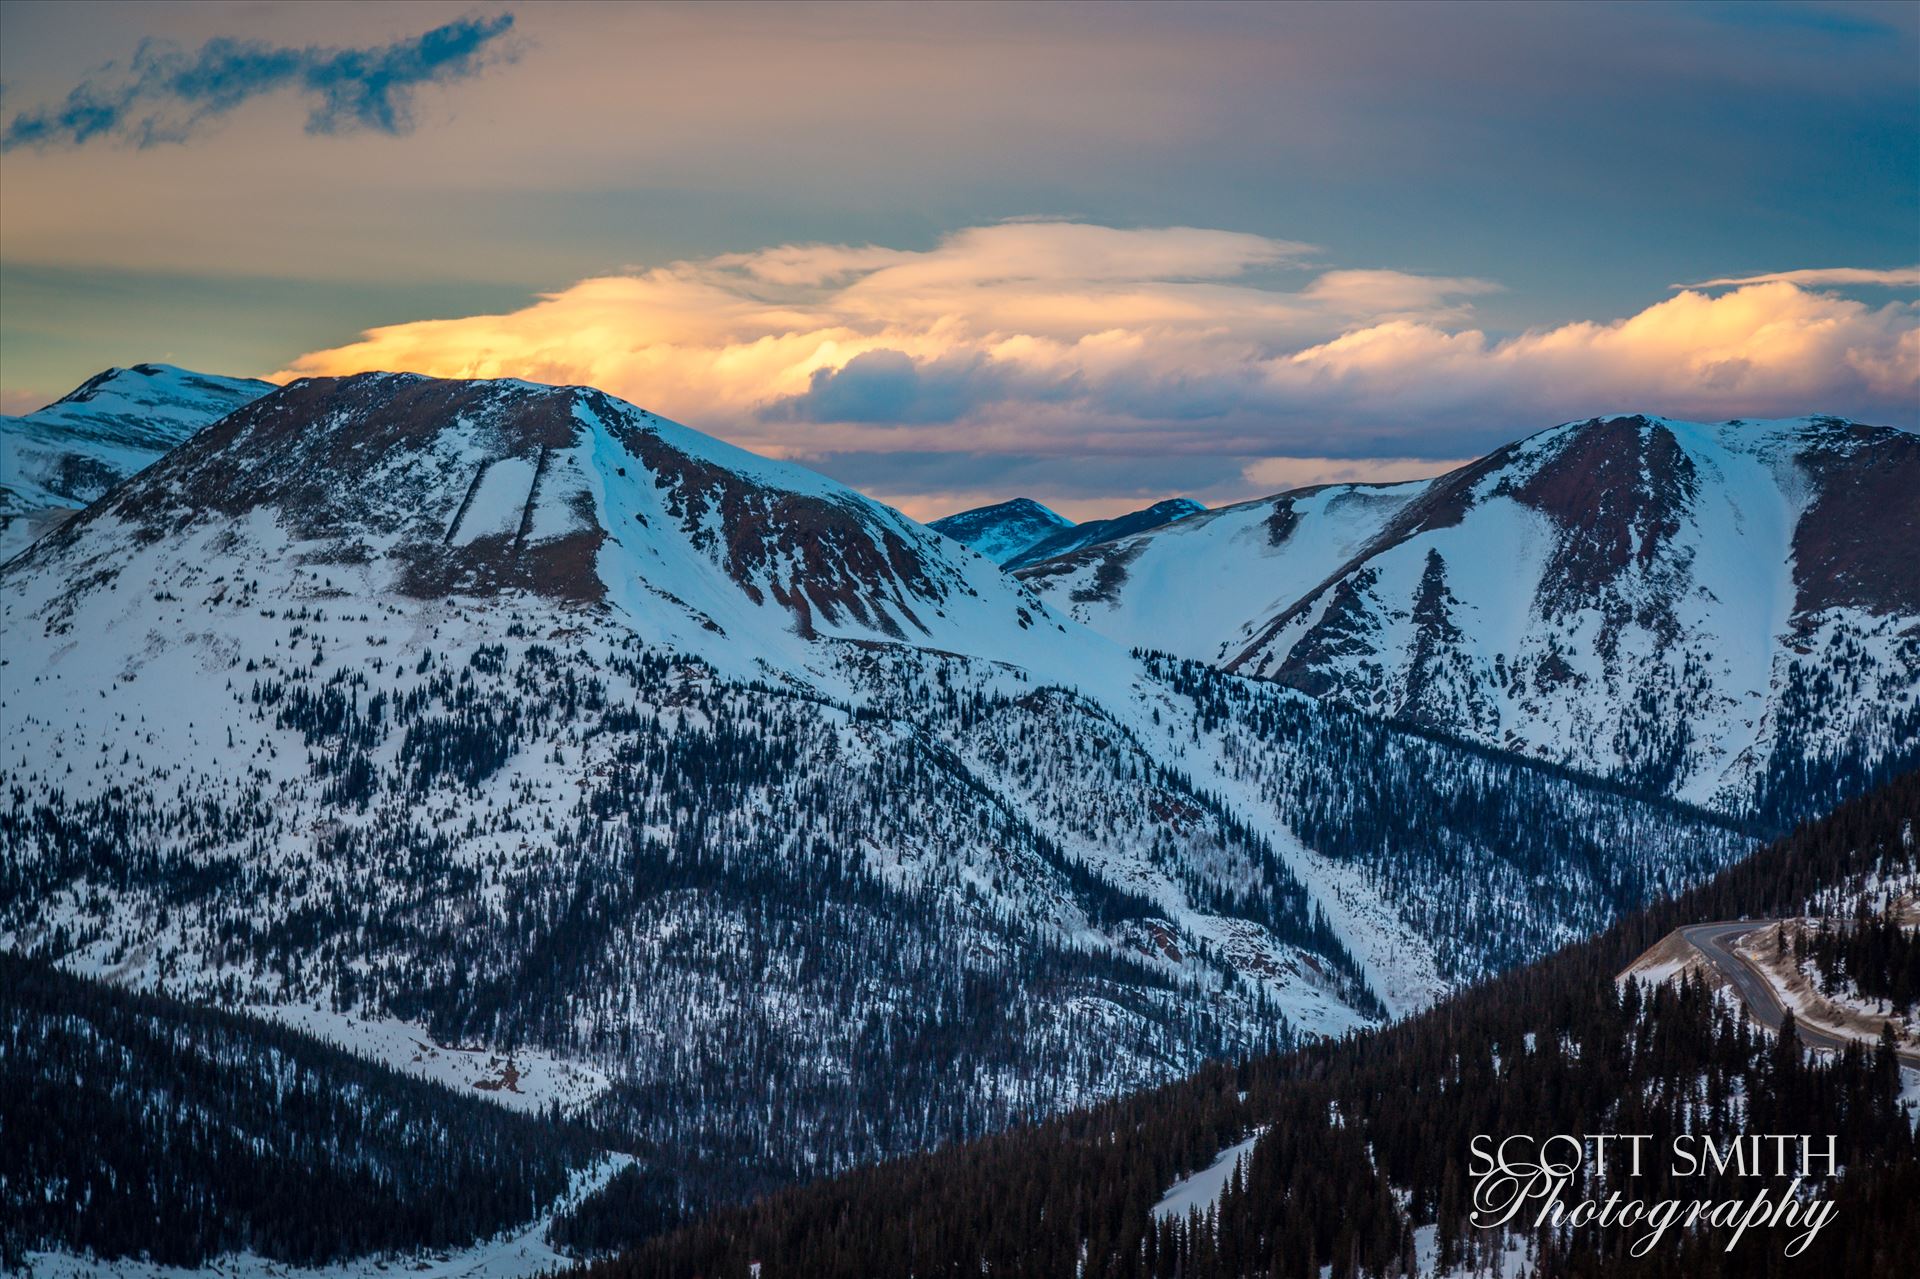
<box><xmin>1</xmin><ymin>0</ymin><xmax>1913</xmax><ymax>517</ymax></box>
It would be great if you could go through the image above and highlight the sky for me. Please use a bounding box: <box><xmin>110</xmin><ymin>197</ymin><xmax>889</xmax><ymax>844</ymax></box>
<box><xmin>0</xmin><ymin>1</ymin><xmax>1914</xmax><ymax>520</ymax></box>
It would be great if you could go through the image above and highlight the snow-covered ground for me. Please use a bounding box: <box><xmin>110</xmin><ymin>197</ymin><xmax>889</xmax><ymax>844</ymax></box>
<box><xmin>251</xmin><ymin>1003</ymin><xmax>612</xmax><ymax>1115</ymax></box>
<box><xmin>1617</xmin><ymin>928</ymin><xmax>1719</xmax><ymax>991</ymax></box>
<box><xmin>1025</xmin><ymin>481</ymin><xmax>1425</xmax><ymax>667</ymax></box>
<box><xmin>1411</xmin><ymin>1224</ymin><xmax>1535</xmax><ymax>1278</ymax></box>
<box><xmin>1732</xmin><ymin>923</ymin><xmax>1920</xmax><ymax>1055</ymax></box>
<box><xmin>1151</xmin><ymin>1128</ymin><xmax>1267</xmax><ymax>1224</ymax></box>
<box><xmin>0</xmin><ymin>374</ymin><xmax>1777</xmax><ymax>1262</ymax></box>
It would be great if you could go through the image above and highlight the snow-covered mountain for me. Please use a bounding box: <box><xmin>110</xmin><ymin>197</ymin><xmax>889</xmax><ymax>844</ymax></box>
<box><xmin>1</xmin><ymin>376</ymin><xmax>1750</xmax><ymax>1220</ymax></box>
<box><xmin>929</xmin><ymin>497</ymin><xmax>1073</xmax><ymax>565</ymax></box>
<box><xmin>0</xmin><ymin>364</ymin><xmax>272</xmax><ymax>559</ymax></box>
<box><xmin>1020</xmin><ymin>482</ymin><xmax>1422</xmax><ymax>660</ymax></box>
<box><xmin>929</xmin><ymin>495</ymin><xmax>1208</xmax><ymax>570</ymax></box>
<box><xmin>1023</xmin><ymin>415</ymin><xmax>1920</xmax><ymax>825</ymax></box>
<box><xmin>1005</xmin><ymin>496</ymin><xmax>1206</xmax><ymax>570</ymax></box>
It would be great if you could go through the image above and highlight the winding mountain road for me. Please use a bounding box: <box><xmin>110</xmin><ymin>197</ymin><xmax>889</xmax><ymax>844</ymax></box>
<box><xmin>1681</xmin><ymin>922</ymin><xmax>1920</xmax><ymax>1069</ymax></box>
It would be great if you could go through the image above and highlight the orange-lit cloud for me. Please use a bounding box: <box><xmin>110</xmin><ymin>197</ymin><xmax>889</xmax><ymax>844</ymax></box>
<box><xmin>278</xmin><ymin>223</ymin><xmax>1918</xmax><ymax>514</ymax></box>
<box><xmin>277</xmin><ymin>223</ymin><xmax>1345</xmax><ymax>438</ymax></box>
<box><xmin>1279</xmin><ymin>282</ymin><xmax>1918</xmax><ymax>421</ymax></box>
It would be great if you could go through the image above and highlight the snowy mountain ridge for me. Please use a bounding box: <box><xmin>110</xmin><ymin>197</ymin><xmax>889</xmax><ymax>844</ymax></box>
<box><xmin>931</xmin><ymin>495</ymin><xmax>1211</xmax><ymax>569</ymax></box>
<box><xmin>0</xmin><ymin>363</ymin><xmax>272</xmax><ymax>559</ymax></box>
<box><xmin>2</xmin><ymin>372</ymin><xmax>1753</xmax><ymax>1229</ymax></box>
<box><xmin>1004</xmin><ymin>496</ymin><xmax>1208</xmax><ymax>570</ymax></box>
<box><xmin>929</xmin><ymin>497</ymin><xmax>1073</xmax><ymax>565</ymax></box>
<box><xmin>1022</xmin><ymin>414</ymin><xmax>1920</xmax><ymax>824</ymax></box>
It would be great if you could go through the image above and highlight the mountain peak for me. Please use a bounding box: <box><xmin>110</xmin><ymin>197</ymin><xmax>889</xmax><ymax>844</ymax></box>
<box><xmin>1001</xmin><ymin>496</ymin><xmax>1207</xmax><ymax>570</ymax></box>
<box><xmin>47</xmin><ymin>362</ymin><xmax>270</xmax><ymax>413</ymax></box>
<box><xmin>2</xmin><ymin>362</ymin><xmax>274</xmax><ymax>559</ymax></box>
<box><xmin>963</xmin><ymin>497</ymin><xmax>1067</xmax><ymax>521</ymax></box>
<box><xmin>930</xmin><ymin>497</ymin><xmax>1075</xmax><ymax>565</ymax></box>
<box><xmin>16</xmin><ymin>370</ymin><xmax>1095</xmax><ymax>690</ymax></box>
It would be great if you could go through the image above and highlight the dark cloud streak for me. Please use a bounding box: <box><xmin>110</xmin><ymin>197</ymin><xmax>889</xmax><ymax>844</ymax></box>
<box><xmin>763</xmin><ymin>349</ymin><xmax>1081</xmax><ymax>426</ymax></box>
<box><xmin>0</xmin><ymin>13</ymin><xmax>514</xmax><ymax>152</ymax></box>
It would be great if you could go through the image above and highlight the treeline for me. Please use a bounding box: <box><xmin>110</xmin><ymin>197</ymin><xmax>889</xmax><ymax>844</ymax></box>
<box><xmin>1752</xmin><ymin>629</ymin><xmax>1920</xmax><ymax>833</ymax></box>
<box><xmin>1802</xmin><ymin>905</ymin><xmax>1920</xmax><ymax>1017</ymax></box>
<box><xmin>573</xmin><ymin>771</ymin><xmax>1920</xmax><ymax>1276</ymax></box>
<box><xmin>0</xmin><ymin>955</ymin><xmax>598</xmax><ymax>1268</ymax></box>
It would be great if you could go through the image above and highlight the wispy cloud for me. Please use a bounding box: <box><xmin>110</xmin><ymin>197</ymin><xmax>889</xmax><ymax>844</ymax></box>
<box><xmin>277</xmin><ymin>223</ymin><xmax>1919</xmax><ymax>514</ymax></box>
<box><xmin>0</xmin><ymin>13</ymin><xmax>515</xmax><ymax>152</ymax></box>
<box><xmin>1674</xmin><ymin>266</ymin><xmax>1920</xmax><ymax>289</ymax></box>
<box><xmin>1239</xmin><ymin>456</ymin><xmax>1476</xmax><ymax>493</ymax></box>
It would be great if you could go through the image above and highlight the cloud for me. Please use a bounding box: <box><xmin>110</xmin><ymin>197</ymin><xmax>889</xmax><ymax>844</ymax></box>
<box><xmin>0</xmin><ymin>387</ymin><xmax>54</xmax><ymax>417</ymax></box>
<box><xmin>1239</xmin><ymin>456</ymin><xmax>1474</xmax><ymax>492</ymax></box>
<box><xmin>765</xmin><ymin>349</ymin><xmax>1077</xmax><ymax>426</ymax></box>
<box><xmin>706</xmin><ymin>244</ymin><xmax>922</xmax><ymax>288</ymax></box>
<box><xmin>1276</xmin><ymin>283</ymin><xmax>1917</xmax><ymax>426</ymax></box>
<box><xmin>0</xmin><ymin>14</ymin><xmax>515</xmax><ymax>151</ymax></box>
<box><xmin>1673</xmin><ymin>266</ymin><xmax>1920</xmax><ymax>289</ymax></box>
<box><xmin>1300</xmin><ymin>270</ymin><xmax>1502</xmax><ymax>317</ymax></box>
<box><xmin>278</xmin><ymin>223</ymin><xmax>1919</xmax><ymax>514</ymax></box>
<box><xmin>276</xmin><ymin>222</ymin><xmax>1350</xmax><ymax>429</ymax></box>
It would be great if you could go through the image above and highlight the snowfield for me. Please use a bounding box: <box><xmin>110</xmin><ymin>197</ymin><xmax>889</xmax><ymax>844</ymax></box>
<box><xmin>1</xmin><ymin>364</ymin><xmax>271</xmax><ymax>560</ymax></box>
<box><xmin>250</xmin><ymin>1003</ymin><xmax>612</xmax><ymax>1115</ymax></box>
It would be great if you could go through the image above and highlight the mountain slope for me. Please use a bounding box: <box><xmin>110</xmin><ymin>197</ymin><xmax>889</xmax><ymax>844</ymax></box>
<box><xmin>1</xmin><ymin>953</ymin><xmax>602</xmax><ymax>1269</ymax></box>
<box><xmin>0</xmin><ymin>364</ymin><xmax>272</xmax><ymax>559</ymax></box>
<box><xmin>1024</xmin><ymin>415</ymin><xmax>1920</xmax><ymax>824</ymax></box>
<box><xmin>1019</xmin><ymin>481</ymin><xmax>1425</xmax><ymax>665</ymax></box>
<box><xmin>1005</xmin><ymin>496</ymin><xmax>1206</xmax><ymax>570</ymax></box>
<box><xmin>582</xmin><ymin>771</ymin><xmax>1920</xmax><ymax>1278</ymax></box>
<box><xmin>929</xmin><ymin>497</ymin><xmax>1073</xmax><ymax>565</ymax></box>
<box><xmin>1</xmin><ymin>374</ymin><xmax>1751</xmax><ymax>1225</ymax></box>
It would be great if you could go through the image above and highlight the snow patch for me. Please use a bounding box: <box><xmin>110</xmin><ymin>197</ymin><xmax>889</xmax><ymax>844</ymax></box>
<box><xmin>250</xmin><ymin>1003</ymin><xmax>612</xmax><ymax>1115</ymax></box>
<box><xmin>1152</xmin><ymin>1128</ymin><xmax>1266</xmax><ymax>1224</ymax></box>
